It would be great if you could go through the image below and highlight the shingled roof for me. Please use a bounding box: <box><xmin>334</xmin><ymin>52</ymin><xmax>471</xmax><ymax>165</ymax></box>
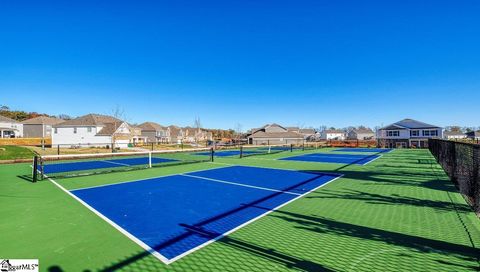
<box><xmin>138</xmin><ymin>122</ymin><xmax>165</xmax><ymax>131</ymax></box>
<box><xmin>22</xmin><ymin>116</ymin><xmax>64</xmax><ymax>125</ymax></box>
<box><xmin>381</xmin><ymin>119</ymin><xmax>440</xmax><ymax>130</ymax></box>
<box><xmin>0</xmin><ymin>115</ymin><xmax>19</xmax><ymax>123</ymax></box>
<box><xmin>54</xmin><ymin>114</ymin><xmax>121</xmax><ymax>127</ymax></box>
<box><xmin>248</xmin><ymin>131</ymin><xmax>303</xmax><ymax>139</ymax></box>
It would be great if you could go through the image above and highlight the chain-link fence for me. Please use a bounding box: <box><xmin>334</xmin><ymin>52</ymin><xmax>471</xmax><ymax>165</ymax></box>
<box><xmin>429</xmin><ymin>139</ymin><xmax>480</xmax><ymax>214</ymax></box>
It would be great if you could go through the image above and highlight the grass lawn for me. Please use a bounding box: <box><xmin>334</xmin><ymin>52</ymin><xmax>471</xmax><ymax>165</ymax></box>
<box><xmin>0</xmin><ymin>149</ymin><xmax>479</xmax><ymax>271</ymax></box>
<box><xmin>0</xmin><ymin>145</ymin><xmax>35</xmax><ymax>160</ymax></box>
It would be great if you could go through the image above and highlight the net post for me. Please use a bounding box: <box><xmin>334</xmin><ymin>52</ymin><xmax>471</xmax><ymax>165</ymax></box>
<box><xmin>32</xmin><ymin>156</ymin><xmax>38</xmax><ymax>183</ymax></box>
<box><xmin>290</xmin><ymin>144</ymin><xmax>293</xmax><ymax>152</ymax></box>
<box><xmin>148</xmin><ymin>152</ymin><xmax>152</xmax><ymax>168</ymax></box>
<box><xmin>240</xmin><ymin>146</ymin><xmax>243</xmax><ymax>158</ymax></box>
<box><xmin>210</xmin><ymin>148</ymin><xmax>214</xmax><ymax>162</ymax></box>
<box><xmin>57</xmin><ymin>145</ymin><xmax>60</xmax><ymax>155</ymax></box>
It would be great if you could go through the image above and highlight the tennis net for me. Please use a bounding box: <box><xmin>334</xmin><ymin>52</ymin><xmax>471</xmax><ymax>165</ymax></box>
<box><xmin>33</xmin><ymin>148</ymin><xmax>214</xmax><ymax>181</ymax></box>
<box><xmin>239</xmin><ymin>144</ymin><xmax>292</xmax><ymax>158</ymax></box>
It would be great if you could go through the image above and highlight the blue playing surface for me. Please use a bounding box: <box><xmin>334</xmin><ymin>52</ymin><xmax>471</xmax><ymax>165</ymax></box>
<box><xmin>333</xmin><ymin>148</ymin><xmax>392</xmax><ymax>153</ymax></box>
<box><xmin>42</xmin><ymin>157</ymin><xmax>177</xmax><ymax>174</ymax></box>
<box><xmin>71</xmin><ymin>165</ymin><xmax>339</xmax><ymax>262</ymax></box>
<box><xmin>279</xmin><ymin>153</ymin><xmax>380</xmax><ymax>165</ymax></box>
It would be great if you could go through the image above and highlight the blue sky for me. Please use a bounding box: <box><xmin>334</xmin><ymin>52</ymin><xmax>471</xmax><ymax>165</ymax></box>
<box><xmin>1</xmin><ymin>1</ymin><xmax>479</xmax><ymax>130</ymax></box>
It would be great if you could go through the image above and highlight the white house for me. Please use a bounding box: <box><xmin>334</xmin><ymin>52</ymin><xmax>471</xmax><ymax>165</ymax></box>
<box><xmin>443</xmin><ymin>131</ymin><xmax>467</xmax><ymax>140</ymax></box>
<box><xmin>320</xmin><ymin>130</ymin><xmax>345</xmax><ymax>140</ymax></box>
<box><xmin>0</xmin><ymin>115</ymin><xmax>23</xmax><ymax>138</ymax></box>
<box><xmin>52</xmin><ymin>114</ymin><xmax>133</xmax><ymax>148</ymax></box>
<box><xmin>377</xmin><ymin>118</ymin><xmax>442</xmax><ymax>148</ymax></box>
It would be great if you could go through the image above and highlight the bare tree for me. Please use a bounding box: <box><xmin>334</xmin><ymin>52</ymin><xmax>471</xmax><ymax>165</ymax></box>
<box><xmin>193</xmin><ymin>116</ymin><xmax>202</xmax><ymax>143</ymax></box>
<box><xmin>234</xmin><ymin>123</ymin><xmax>243</xmax><ymax>142</ymax></box>
<box><xmin>109</xmin><ymin>105</ymin><xmax>127</xmax><ymax>149</ymax></box>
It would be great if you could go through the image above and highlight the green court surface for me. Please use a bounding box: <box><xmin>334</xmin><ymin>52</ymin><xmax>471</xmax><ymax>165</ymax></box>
<box><xmin>1</xmin><ymin>149</ymin><xmax>479</xmax><ymax>271</ymax></box>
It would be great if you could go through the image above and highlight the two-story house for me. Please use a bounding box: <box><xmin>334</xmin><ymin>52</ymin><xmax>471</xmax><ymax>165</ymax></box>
<box><xmin>0</xmin><ymin>115</ymin><xmax>23</xmax><ymax>138</ymax></box>
<box><xmin>347</xmin><ymin>128</ymin><xmax>375</xmax><ymax>140</ymax></box>
<box><xmin>320</xmin><ymin>130</ymin><xmax>345</xmax><ymax>140</ymax></box>
<box><xmin>377</xmin><ymin>118</ymin><xmax>442</xmax><ymax>148</ymax></box>
<box><xmin>138</xmin><ymin>122</ymin><xmax>170</xmax><ymax>143</ymax></box>
<box><xmin>247</xmin><ymin>123</ymin><xmax>304</xmax><ymax>145</ymax></box>
<box><xmin>52</xmin><ymin>114</ymin><xmax>133</xmax><ymax>148</ymax></box>
<box><xmin>22</xmin><ymin>116</ymin><xmax>64</xmax><ymax>138</ymax></box>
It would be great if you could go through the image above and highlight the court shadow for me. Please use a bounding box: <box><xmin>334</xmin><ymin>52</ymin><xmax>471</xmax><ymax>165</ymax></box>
<box><xmin>16</xmin><ymin>174</ymin><xmax>35</xmax><ymax>183</ymax></box>
<box><xmin>254</xmin><ymin>207</ymin><xmax>480</xmax><ymax>268</ymax></box>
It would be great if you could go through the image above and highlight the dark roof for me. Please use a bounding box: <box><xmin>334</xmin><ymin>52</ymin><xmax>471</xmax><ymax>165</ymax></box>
<box><xmin>382</xmin><ymin>119</ymin><xmax>440</xmax><ymax>130</ymax></box>
<box><xmin>466</xmin><ymin>131</ymin><xmax>480</xmax><ymax>137</ymax></box>
<box><xmin>0</xmin><ymin>115</ymin><xmax>19</xmax><ymax>123</ymax></box>
<box><xmin>22</xmin><ymin>116</ymin><xmax>64</xmax><ymax>125</ymax></box>
<box><xmin>55</xmin><ymin>114</ymin><xmax>121</xmax><ymax>127</ymax></box>
<box><xmin>138</xmin><ymin>122</ymin><xmax>165</xmax><ymax>131</ymax></box>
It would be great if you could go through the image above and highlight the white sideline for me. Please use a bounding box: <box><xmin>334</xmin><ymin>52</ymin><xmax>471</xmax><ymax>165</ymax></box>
<box><xmin>53</xmin><ymin>165</ymin><xmax>344</xmax><ymax>264</ymax></box>
<box><xmin>180</xmin><ymin>174</ymin><xmax>302</xmax><ymax>196</ymax></box>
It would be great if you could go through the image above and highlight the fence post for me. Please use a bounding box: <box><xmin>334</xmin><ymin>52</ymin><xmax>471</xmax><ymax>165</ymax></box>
<box><xmin>57</xmin><ymin>145</ymin><xmax>60</xmax><ymax>155</ymax></box>
<box><xmin>210</xmin><ymin>147</ymin><xmax>214</xmax><ymax>162</ymax></box>
<box><xmin>240</xmin><ymin>146</ymin><xmax>244</xmax><ymax>158</ymax></box>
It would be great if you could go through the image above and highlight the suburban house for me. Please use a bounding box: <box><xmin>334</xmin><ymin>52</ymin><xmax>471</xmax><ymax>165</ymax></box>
<box><xmin>0</xmin><ymin>115</ymin><xmax>22</xmax><ymax>138</ymax></box>
<box><xmin>285</xmin><ymin>127</ymin><xmax>316</xmax><ymax>139</ymax></box>
<box><xmin>52</xmin><ymin>114</ymin><xmax>133</xmax><ymax>148</ymax></box>
<box><xmin>22</xmin><ymin>116</ymin><xmax>64</xmax><ymax>138</ymax></box>
<box><xmin>247</xmin><ymin>123</ymin><xmax>304</xmax><ymax>145</ymax></box>
<box><xmin>320</xmin><ymin>130</ymin><xmax>345</xmax><ymax>140</ymax></box>
<box><xmin>376</xmin><ymin>118</ymin><xmax>442</xmax><ymax>148</ymax></box>
<box><xmin>182</xmin><ymin>127</ymin><xmax>213</xmax><ymax>143</ymax></box>
<box><xmin>443</xmin><ymin>130</ymin><xmax>467</xmax><ymax>140</ymax></box>
<box><xmin>130</xmin><ymin>125</ymin><xmax>148</xmax><ymax>145</ymax></box>
<box><xmin>138</xmin><ymin>122</ymin><xmax>170</xmax><ymax>143</ymax></box>
<box><xmin>466</xmin><ymin>131</ymin><xmax>480</xmax><ymax>141</ymax></box>
<box><xmin>168</xmin><ymin>125</ymin><xmax>184</xmax><ymax>144</ymax></box>
<box><xmin>347</xmin><ymin>128</ymin><xmax>375</xmax><ymax>140</ymax></box>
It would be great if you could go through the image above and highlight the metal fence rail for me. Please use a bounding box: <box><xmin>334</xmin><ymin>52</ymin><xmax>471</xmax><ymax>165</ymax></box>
<box><xmin>428</xmin><ymin>139</ymin><xmax>480</xmax><ymax>214</ymax></box>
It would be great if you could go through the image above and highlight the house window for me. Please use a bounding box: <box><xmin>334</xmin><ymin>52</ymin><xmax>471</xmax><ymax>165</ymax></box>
<box><xmin>386</xmin><ymin>130</ymin><xmax>399</xmax><ymax>137</ymax></box>
<box><xmin>410</xmin><ymin>130</ymin><xmax>419</xmax><ymax>137</ymax></box>
<box><xmin>54</xmin><ymin>128</ymin><xmax>58</xmax><ymax>134</ymax></box>
<box><xmin>423</xmin><ymin>130</ymin><xmax>438</xmax><ymax>137</ymax></box>
<box><xmin>73</xmin><ymin>128</ymin><xmax>77</xmax><ymax>134</ymax></box>
<box><xmin>87</xmin><ymin>127</ymin><xmax>92</xmax><ymax>133</ymax></box>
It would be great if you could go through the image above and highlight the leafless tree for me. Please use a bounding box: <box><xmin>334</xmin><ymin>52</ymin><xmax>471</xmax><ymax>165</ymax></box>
<box><xmin>234</xmin><ymin>123</ymin><xmax>243</xmax><ymax>141</ymax></box>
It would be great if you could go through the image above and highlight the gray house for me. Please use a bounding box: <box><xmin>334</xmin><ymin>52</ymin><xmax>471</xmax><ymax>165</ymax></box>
<box><xmin>247</xmin><ymin>123</ymin><xmax>304</xmax><ymax>145</ymax></box>
<box><xmin>377</xmin><ymin>118</ymin><xmax>442</xmax><ymax>148</ymax></box>
<box><xmin>347</xmin><ymin>128</ymin><xmax>375</xmax><ymax>140</ymax></box>
<box><xmin>22</xmin><ymin>116</ymin><xmax>64</xmax><ymax>138</ymax></box>
<box><xmin>138</xmin><ymin>122</ymin><xmax>169</xmax><ymax>143</ymax></box>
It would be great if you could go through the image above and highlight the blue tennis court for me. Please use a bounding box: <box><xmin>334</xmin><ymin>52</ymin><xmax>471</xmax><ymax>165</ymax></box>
<box><xmin>333</xmin><ymin>148</ymin><xmax>392</xmax><ymax>153</ymax></box>
<box><xmin>279</xmin><ymin>153</ymin><xmax>380</xmax><ymax>165</ymax></box>
<box><xmin>42</xmin><ymin>157</ymin><xmax>177</xmax><ymax>174</ymax></box>
<box><xmin>70</xmin><ymin>165</ymin><xmax>340</xmax><ymax>263</ymax></box>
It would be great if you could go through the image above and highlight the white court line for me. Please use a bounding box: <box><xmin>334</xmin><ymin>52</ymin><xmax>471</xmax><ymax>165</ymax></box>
<box><xmin>362</xmin><ymin>155</ymin><xmax>383</xmax><ymax>165</ymax></box>
<box><xmin>70</xmin><ymin>164</ymin><xmax>232</xmax><ymax>192</ymax></box>
<box><xmin>59</xmin><ymin>164</ymin><xmax>343</xmax><ymax>264</ymax></box>
<box><xmin>46</xmin><ymin>176</ymin><xmax>171</xmax><ymax>264</ymax></box>
<box><xmin>102</xmin><ymin>160</ymin><xmax>132</xmax><ymax>167</ymax></box>
<box><xmin>165</xmin><ymin>173</ymin><xmax>344</xmax><ymax>264</ymax></box>
<box><xmin>180</xmin><ymin>174</ymin><xmax>302</xmax><ymax>196</ymax></box>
